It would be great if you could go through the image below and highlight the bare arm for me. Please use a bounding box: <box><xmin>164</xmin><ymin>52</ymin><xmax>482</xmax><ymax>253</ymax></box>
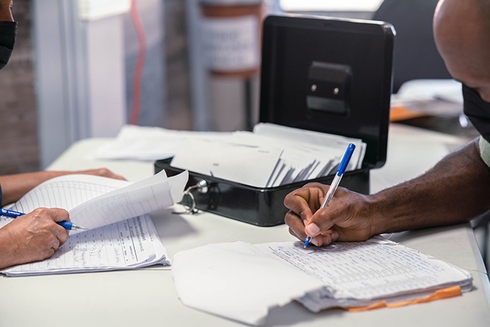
<box><xmin>369</xmin><ymin>138</ymin><xmax>490</xmax><ymax>233</ymax></box>
<box><xmin>0</xmin><ymin>168</ymin><xmax>125</xmax><ymax>268</ymax></box>
<box><xmin>0</xmin><ymin>168</ymin><xmax>125</xmax><ymax>206</ymax></box>
<box><xmin>284</xmin><ymin>138</ymin><xmax>490</xmax><ymax>246</ymax></box>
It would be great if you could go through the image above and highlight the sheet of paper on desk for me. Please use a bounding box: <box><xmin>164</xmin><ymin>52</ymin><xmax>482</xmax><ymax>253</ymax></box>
<box><xmin>390</xmin><ymin>79</ymin><xmax>464</xmax><ymax>118</ymax></box>
<box><xmin>172</xmin><ymin>237</ymin><xmax>472</xmax><ymax>326</ymax></box>
<box><xmin>172</xmin><ymin>241</ymin><xmax>324</xmax><ymax>326</ymax></box>
<box><xmin>1</xmin><ymin>215</ymin><xmax>169</xmax><ymax>277</ymax></box>
<box><xmin>91</xmin><ymin>124</ymin><xmax>232</xmax><ymax>161</ymax></box>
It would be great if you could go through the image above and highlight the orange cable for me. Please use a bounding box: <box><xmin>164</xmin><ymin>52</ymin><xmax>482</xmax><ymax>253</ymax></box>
<box><xmin>129</xmin><ymin>0</ymin><xmax>147</xmax><ymax>125</ymax></box>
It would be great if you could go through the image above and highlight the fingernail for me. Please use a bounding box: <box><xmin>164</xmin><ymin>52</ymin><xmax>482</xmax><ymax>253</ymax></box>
<box><xmin>331</xmin><ymin>231</ymin><xmax>339</xmax><ymax>241</ymax></box>
<box><xmin>311</xmin><ymin>237</ymin><xmax>321</xmax><ymax>247</ymax></box>
<box><xmin>305</xmin><ymin>223</ymin><xmax>320</xmax><ymax>236</ymax></box>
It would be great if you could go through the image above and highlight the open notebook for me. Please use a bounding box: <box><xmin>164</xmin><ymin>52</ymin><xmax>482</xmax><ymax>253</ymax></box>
<box><xmin>0</xmin><ymin>170</ymin><xmax>188</xmax><ymax>276</ymax></box>
<box><xmin>172</xmin><ymin>237</ymin><xmax>473</xmax><ymax>326</ymax></box>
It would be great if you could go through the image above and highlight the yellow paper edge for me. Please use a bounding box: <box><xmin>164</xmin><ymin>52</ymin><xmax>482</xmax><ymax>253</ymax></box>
<box><xmin>344</xmin><ymin>285</ymin><xmax>462</xmax><ymax>312</ymax></box>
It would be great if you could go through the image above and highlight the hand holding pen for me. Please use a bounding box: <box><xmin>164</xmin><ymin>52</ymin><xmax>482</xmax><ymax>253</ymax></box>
<box><xmin>303</xmin><ymin>143</ymin><xmax>356</xmax><ymax>247</ymax></box>
<box><xmin>0</xmin><ymin>207</ymin><xmax>84</xmax><ymax>268</ymax></box>
<box><xmin>1</xmin><ymin>208</ymin><xmax>87</xmax><ymax>231</ymax></box>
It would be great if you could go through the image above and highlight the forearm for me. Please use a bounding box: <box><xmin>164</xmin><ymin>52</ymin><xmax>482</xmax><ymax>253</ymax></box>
<box><xmin>0</xmin><ymin>168</ymin><xmax>125</xmax><ymax>206</ymax></box>
<box><xmin>0</xmin><ymin>171</ymin><xmax>77</xmax><ymax>205</ymax></box>
<box><xmin>369</xmin><ymin>139</ymin><xmax>490</xmax><ymax>235</ymax></box>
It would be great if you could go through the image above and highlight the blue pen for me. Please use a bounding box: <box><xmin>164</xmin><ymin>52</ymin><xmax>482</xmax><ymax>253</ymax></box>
<box><xmin>304</xmin><ymin>143</ymin><xmax>356</xmax><ymax>248</ymax></box>
<box><xmin>0</xmin><ymin>208</ymin><xmax>88</xmax><ymax>231</ymax></box>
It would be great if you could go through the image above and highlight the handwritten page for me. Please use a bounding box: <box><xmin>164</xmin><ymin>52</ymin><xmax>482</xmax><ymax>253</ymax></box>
<box><xmin>172</xmin><ymin>238</ymin><xmax>472</xmax><ymax>326</ymax></box>
<box><xmin>256</xmin><ymin>239</ymin><xmax>473</xmax><ymax>312</ymax></box>
<box><xmin>1</xmin><ymin>215</ymin><xmax>169</xmax><ymax>277</ymax></box>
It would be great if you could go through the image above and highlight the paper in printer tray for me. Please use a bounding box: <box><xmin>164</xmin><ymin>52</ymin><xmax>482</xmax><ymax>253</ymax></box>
<box><xmin>154</xmin><ymin>14</ymin><xmax>394</xmax><ymax>226</ymax></box>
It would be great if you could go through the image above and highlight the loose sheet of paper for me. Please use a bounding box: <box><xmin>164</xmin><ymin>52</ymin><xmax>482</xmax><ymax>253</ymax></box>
<box><xmin>8</xmin><ymin>170</ymin><xmax>188</xmax><ymax>233</ymax></box>
<box><xmin>172</xmin><ymin>241</ymin><xmax>323</xmax><ymax>326</ymax></box>
<box><xmin>91</xmin><ymin>124</ymin><xmax>232</xmax><ymax>161</ymax></box>
<box><xmin>172</xmin><ymin>238</ymin><xmax>472</xmax><ymax>326</ymax></box>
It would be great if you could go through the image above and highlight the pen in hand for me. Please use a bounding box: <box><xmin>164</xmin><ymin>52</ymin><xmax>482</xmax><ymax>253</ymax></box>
<box><xmin>0</xmin><ymin>208</ymin><xmax>88</xmax><ymax>231</ymax></box>
<box><xmin>304</xmin><ymin>143</ymin><xmax>356</xmax><ymax>248</ymax></box>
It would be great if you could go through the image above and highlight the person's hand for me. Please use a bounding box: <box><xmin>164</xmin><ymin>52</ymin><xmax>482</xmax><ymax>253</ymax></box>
<box><xmin>75</xmin><ymin>168</ymin><xmax>126</xmax><ymax>181</ymax></box>
<box><xmin>0</xmin><ymin>208</ymin><xmax>70</xmax><ymax>269</ymax></box>
<box><xmin>284</xmin><ymin>182</ymin><xmax>374</xmax><ymax>247</ymax></box>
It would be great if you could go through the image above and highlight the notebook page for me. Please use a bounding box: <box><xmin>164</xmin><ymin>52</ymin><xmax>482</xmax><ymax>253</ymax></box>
<box><xmin>1</xmin><ymin>215</ymin><xmax>169</xmax><ymax>276</ymax></box>
<box><xmin>10</xmin><ymin>175</ymin><xmax>129</xmax><ymax>213</ymax></box>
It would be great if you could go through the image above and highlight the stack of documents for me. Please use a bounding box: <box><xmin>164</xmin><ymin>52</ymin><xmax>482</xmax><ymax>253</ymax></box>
<box><xmin>172</xmin><ymin>238</ymin><xmax>473</xmax><ymax>326</ymax></box>
<box><xmin>0</xmin><ymin>170</ymin><xmax>188</xmax><ymax>276</ymax></box>
<box><xmin>170</xmin><ymin>123</ymin><xmax>366</xmax><ymax>188</ymax></box>
<box><xmin>1</xmin><ymin>215</ymin><xmax>168</xmax><ymax>277</ymax></box>
<box><xmin>390</xmin><ymin>79</ymin><xmax>464</xmax><ymax>121</ymax></box>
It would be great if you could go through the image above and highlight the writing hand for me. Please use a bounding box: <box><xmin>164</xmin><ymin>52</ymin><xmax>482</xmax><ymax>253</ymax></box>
<box><xmin>284</xmin><ymin>182</ymin><xmax>374</xmax><ymax>247</ymax></box>
<box><xmin>0</xmin><ymin>208</ymin><xmax>70</xmax><ymax>269</ymax></box>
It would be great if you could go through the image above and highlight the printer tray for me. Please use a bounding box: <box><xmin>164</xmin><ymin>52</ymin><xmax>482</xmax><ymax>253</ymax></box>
<box><xmin>155</xmin><ymin>158</ymin><xmax>369</xmax><ymax>227</ymax></box>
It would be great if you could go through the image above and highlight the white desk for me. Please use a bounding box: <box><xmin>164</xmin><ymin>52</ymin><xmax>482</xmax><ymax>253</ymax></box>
<box><xmin>1</xmin><ymin>124</ymin><xmax>489</xmax><ymax>327</ymax></box>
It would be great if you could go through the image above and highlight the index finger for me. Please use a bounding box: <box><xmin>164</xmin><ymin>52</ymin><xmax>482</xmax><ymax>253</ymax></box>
<box><xmin>284</xmin><ymin>183</ymin><xmax>326</xmax><ymax>223</ymax></box>
<box><xmin>41</xmin><ymin>208</ymin><xmax>71</xmax><ymax>223</ymax></box>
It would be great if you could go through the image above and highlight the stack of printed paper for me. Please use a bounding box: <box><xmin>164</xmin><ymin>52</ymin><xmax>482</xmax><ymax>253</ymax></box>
<box><xmin>172</xmin><ymin>237</ymin><xmax>473</xmax><ymax>326</ymax></box>
<box><xmin>170</xmin><ymin>123</ymin><xmax>366</xmax><ymax>188</ymax></box>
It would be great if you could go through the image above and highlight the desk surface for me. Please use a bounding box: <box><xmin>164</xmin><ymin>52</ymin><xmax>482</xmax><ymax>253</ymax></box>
<box><xmin>1</xmin><ymin>124</ymin><xmax>489</xmax><ymax>327</ymax></box>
